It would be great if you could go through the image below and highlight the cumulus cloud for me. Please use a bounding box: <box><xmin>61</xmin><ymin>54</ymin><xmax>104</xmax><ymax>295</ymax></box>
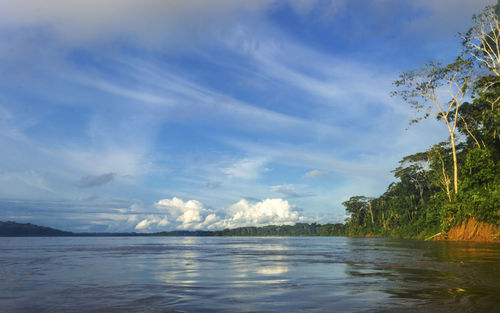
<box><xmin>223</xmin><ymin>158</ymin><xmax>268</xmax><ymax>180</ymax></box>
<box><xmin>77</xmin><ymin>172</ymin><xmax>115</xmax><ymax>188</ymax></box>
<box><xmin>219</xmin><ymin>198</ymin><xmax>308</xmax><ymax>228</ymax></box>
<box><xmin>134</xmin><ymin>197</ymin><xmax>308</xmax><ymax>231</ymax></box>
<box><xmin>135</xmin><ymin>216</ymin><xmax>169</xmax><ymax>230</ymax></box>
<box><xmin>156</xmin><ymin>197</ymin><xmax>211</xmax><ymax>229</ymax></box>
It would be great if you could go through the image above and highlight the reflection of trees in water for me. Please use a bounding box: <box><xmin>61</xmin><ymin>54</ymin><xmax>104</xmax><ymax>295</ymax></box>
<box><xmin>343</xmin><ymin>239</ymin><xmax>500</xmax><ymax>312</ymax></box>
<box><xmin>430</xmin><ymin>241</ymin><xmax>500</xmax><ymax>263</ymax></box>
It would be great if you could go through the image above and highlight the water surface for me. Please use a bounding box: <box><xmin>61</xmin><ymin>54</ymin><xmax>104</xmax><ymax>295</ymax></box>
<box><xmin>1</xmin><ymin>237</ymin><xmax>499</xmax><ymax>312</ymax></box>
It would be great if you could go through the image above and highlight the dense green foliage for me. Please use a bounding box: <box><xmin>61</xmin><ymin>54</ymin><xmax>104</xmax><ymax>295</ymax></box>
<box><xmin>343</xmin><ymin>4</ymin><xmax>500</xmax><ymax>239</ymax></box>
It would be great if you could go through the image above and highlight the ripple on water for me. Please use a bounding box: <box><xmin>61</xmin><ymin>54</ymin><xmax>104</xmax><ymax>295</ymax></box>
<box><xmin>0</xmin><ymin>237</ymin><xmax>499</xmax><ymax>313</ymax></box>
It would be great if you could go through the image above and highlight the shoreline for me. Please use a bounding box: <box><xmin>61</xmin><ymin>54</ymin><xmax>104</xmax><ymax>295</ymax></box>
<box><xmin>1</xmin><ymin>220</ymin><xmax>499</xmax><ymax>242</ymax></box>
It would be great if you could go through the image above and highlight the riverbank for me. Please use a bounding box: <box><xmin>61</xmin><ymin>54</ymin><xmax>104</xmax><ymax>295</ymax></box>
<box><xmin>2</xmin><ymin>220</ymin><xmax>499</xmax><ymax>242</ymax></box>
<box><xmin>433</xmin><ymin>218</ymin><xmax>500</xmax><ymax>242</ymax></box>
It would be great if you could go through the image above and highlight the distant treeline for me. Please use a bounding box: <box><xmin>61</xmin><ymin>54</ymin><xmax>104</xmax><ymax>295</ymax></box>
<box><xmin>214</xmin><ymin>223</ymin><xmax>345</xmax><ymax>236</ymax></box>
<box><xmin>0</xmin><ymin>221</ymin><xmax>214</xmax><ymax>237</ymax></box>
<box><xmin>0</xmin><ymin>221</ymin><xmax>346</xmax><ymax>237</ymax></box>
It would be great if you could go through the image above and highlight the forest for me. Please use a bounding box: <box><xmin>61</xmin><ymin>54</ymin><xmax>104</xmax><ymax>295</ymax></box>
<box><xmin>214</xmin><ymin>223</ymin><xmax>345</xmax><ymax>236</ymax></box>
<box><xmin>342</xmin><ymin>3</ymin><xmax>500</xmax><ymax>240</ymax></box>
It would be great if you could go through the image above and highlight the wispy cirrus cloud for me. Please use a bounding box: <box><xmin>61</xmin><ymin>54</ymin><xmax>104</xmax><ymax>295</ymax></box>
<box><xmin>303</xmin><ymin>169</ymin><xmax>331</xmax><ymax>179</ymax></box>
<box><xmin>223</xmin><ymin>157</ymin><xmax>268</xmax><ymax>180</ymax></box>
<box><xmin>0</xmin><ymin>0</ymin><xmax>494</xmax><ymax>232</ymax></box>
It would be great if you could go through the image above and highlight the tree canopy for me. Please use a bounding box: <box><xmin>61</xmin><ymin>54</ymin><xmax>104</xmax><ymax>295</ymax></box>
<box><xmin>344</xmin><ymin>3</ymin><xmax>500</xmax><ymax>239</ymax></box>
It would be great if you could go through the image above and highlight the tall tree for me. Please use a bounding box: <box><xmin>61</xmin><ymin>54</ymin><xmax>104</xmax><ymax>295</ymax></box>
<box><xmin>343</xmin><ymin>196</ymin><xmax>374</xmax><ymax>229</ymax></box>
<box><xmin>392</xmin><ymin>58</ymin><xmax>475</xmax><ymax>196</ymax></box>
<box><xmin>461</xmin><ymin>3</ymin><xmax>500</xmax><ymax>143</ymax></box>
<box><xmin>462</xmin><ymin>3</ymin><xmax>500</xmax><ymax>77</ymax></box>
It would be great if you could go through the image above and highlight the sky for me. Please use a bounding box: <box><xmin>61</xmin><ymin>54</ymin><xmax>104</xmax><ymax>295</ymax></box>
<box><xmin>0</xmin><ymin>0</ymin><xmax>495</xmax><ymax>232</ymax></box>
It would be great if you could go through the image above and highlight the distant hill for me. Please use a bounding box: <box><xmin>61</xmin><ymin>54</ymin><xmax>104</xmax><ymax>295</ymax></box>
<box><xmin>0</xmin><ymin>221</ymin><xmax>73</xmax><ymax>236</ymax></box>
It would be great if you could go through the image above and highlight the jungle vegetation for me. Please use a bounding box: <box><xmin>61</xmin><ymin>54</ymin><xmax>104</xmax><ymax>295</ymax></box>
<box><xmin>213</xmin><ymin>223</ymin><xmax>345</xmax><ymax>236</ymax></box>
<box><xmin>343</xmin><ymin>3</ymin><xmax>500</xmax><ymax>239</ymax></box>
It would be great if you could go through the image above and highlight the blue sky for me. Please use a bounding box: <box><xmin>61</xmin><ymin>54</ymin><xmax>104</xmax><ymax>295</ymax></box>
<box><xmin>0</xmin><ymin>0</ymin><xmax>494</xmax><ymax>232</ymax></box>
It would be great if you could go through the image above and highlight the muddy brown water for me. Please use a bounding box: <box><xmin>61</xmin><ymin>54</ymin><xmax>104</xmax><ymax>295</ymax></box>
<box><xmin>1</xmin><ymin>237</ymin><xmax>499</xmax><ymax>312</ymax></box>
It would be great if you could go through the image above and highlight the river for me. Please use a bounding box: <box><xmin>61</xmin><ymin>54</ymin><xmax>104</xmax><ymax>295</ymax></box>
<box><xmin>1</xmin><ymin>237</ymin><xmax>499</xmax><ymax>312</ymax></box>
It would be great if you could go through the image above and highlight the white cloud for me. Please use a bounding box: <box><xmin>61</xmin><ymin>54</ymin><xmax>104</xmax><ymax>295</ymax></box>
<box><xmin>79</xmin><ymin>78</ymin><xmax>170</xmax><ymax>104</ymax></box>
<box><xmin>219</xmin><ymin>198</ymin><xmax>308</xmax><ymax>228</ymax></box>
<box><xmin>176</xmin><ymin>208</ymin><xmax>203</xmax><ymax>229</ymax></box>
<box><xmin>224</xmin><ymin>139</ymin><xmax>392</xmax><ymax>178</ymax></box>
<box><xmin>135</xmin><ymin>216</ymin><xmax>169</xmax><ymax>231</ymax></box>
<box><xmin>223</xmin><ymin>157</ymin><xmax>268</xmax><ymax>180</ymax></box>
<box><xmin>156</xmin><ymin>197</ymin><xmax>211</xmax><ymax>229</ymax></box>
<box><xmin>3</xmin><ymin>0</ymin><xmax>491</xmax><ymax>229</ymax></box>
<box><xmin>223</xmin><ymin>25</ymin><xmax>406</xmax><ymax>124</ymax></box>
<box><xmin>303</xmin><ymin>169</ymin><xmax>331</xmax><ymax>179</ymax></box>
<box><xmin>135</xmin><ymin>219</ymin><xmax>151</xmax><ymax>230</ymax></box>
<box><xmin>157</xmin><ymin>197</ymin><xmax>205</xmax><ymax>213</ymax></box>
<box><xmin>135</xmin><ymin>197</ymin><xmax>309</xmax><ymax>231</ymax></box>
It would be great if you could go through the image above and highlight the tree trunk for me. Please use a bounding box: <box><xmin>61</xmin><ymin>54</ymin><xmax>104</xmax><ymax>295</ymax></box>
<box><xmin>444</xmin><ymin>118</ymin><xmax>459</xmax><ymax>197</ymax></box>
<box><xmin>368</xmin><ymin>202</ymin><xmax>375</xmax><ymax>226</ymax></box>
<box><xmin>450</xmin><ymin>132</ymin><xmax>458</xmax><ymax>195</ymax></box>
<box><xmin>437</xmin><ymin>149</ymin><xmax>452</xmax><ymax>202</ymax></box>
